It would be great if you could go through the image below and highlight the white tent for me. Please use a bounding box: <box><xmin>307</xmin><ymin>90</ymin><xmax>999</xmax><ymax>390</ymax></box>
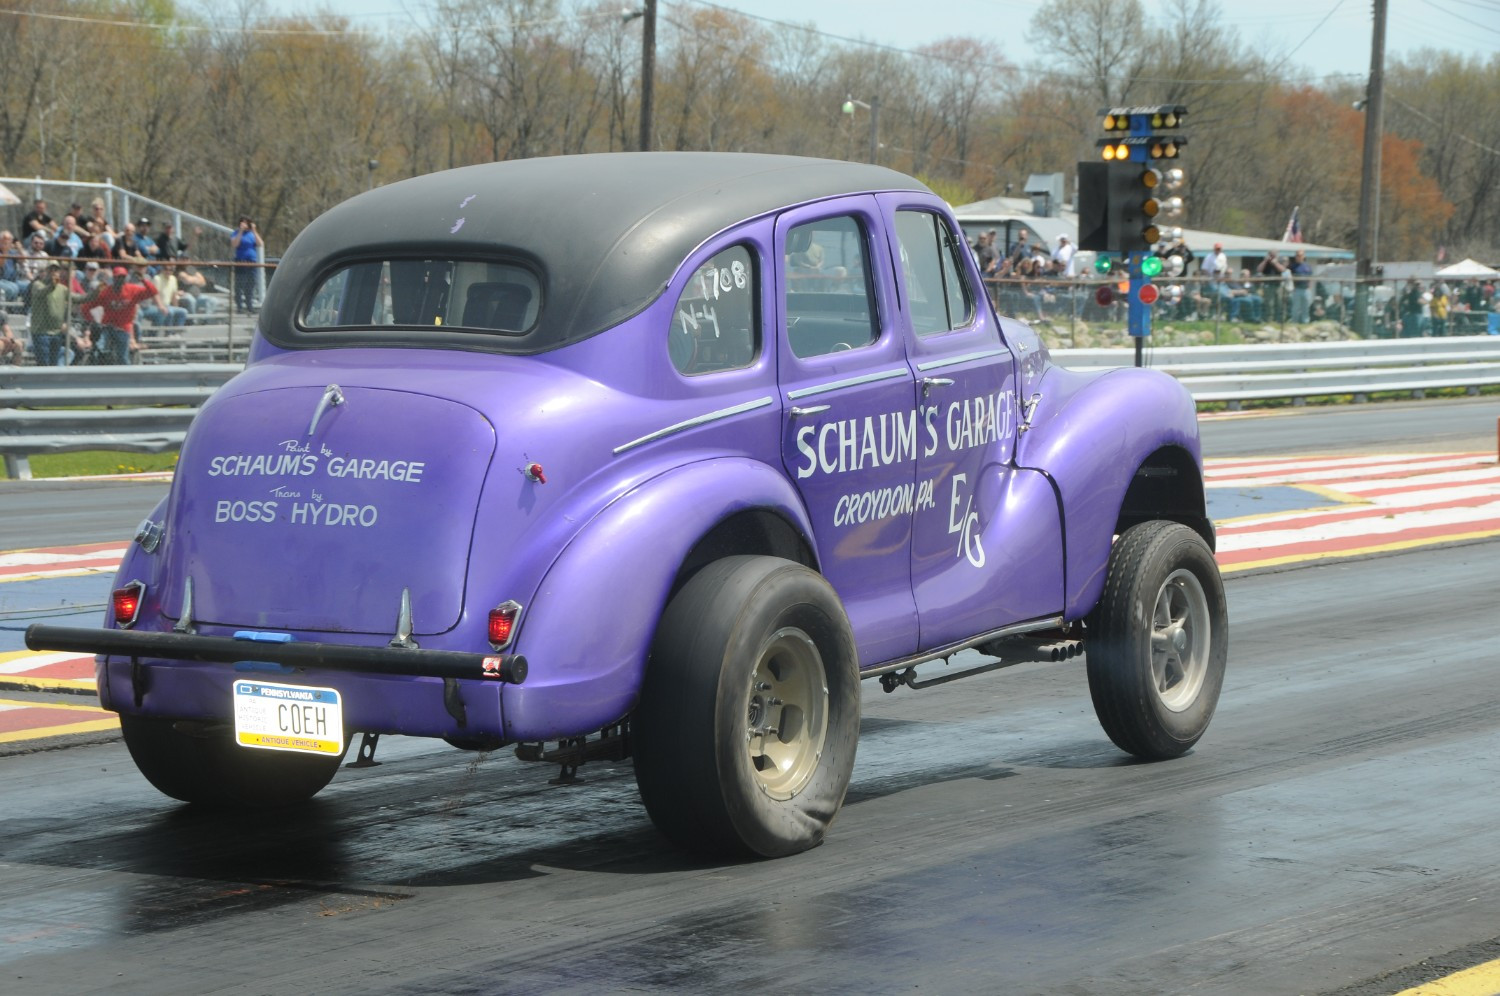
<box><xmin>1435</xmin><ymin>257</ymin><xmax>1500</xmax><ymax>279</ymax></box>
<box><xmin>0</xmin><ymin>182</ymin><xmax>20</xmax><ymax>207</ymax></box>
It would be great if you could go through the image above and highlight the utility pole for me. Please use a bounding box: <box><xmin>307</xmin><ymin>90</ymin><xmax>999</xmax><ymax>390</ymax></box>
<box><xmin>638</xmin><ymin>0</ymin><xmax>656</xmax><ymax>152</ymax></box>
<box><xmin>1353</xmin><ymin>0</ymin><xmax>1387</xmax><ymax>337</ymax></box>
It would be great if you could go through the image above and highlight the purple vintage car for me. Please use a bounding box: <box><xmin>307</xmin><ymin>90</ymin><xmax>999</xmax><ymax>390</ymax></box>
<box><xmin>29</xmin><ymin>153</ymin><xmax>1226</xmax><ymax>858</ymax></box>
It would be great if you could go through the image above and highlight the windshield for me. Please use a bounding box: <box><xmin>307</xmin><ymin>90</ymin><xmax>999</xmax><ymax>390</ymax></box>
<box><xmin>302</xmin><ymin>259</ymin><xmax>541</xmax><ymax>335</ymax></box>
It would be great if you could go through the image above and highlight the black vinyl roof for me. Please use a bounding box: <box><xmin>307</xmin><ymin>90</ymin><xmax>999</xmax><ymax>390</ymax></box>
<box><xmin>260</xmin><ymin>152</ymin><xmax>932</xmax><ymax>354</ymax></box>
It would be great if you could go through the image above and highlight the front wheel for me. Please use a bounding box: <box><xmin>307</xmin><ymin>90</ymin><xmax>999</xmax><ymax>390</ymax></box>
<box><xmin>633</xmin><ymin>556</ymin><xmax>861</xmax><ymax>858</ymax></box>
<box><xmin>120</xmin><ymin>714</ymin><xmax>346</xmax><ymax>808</ymax></box>
<box><xmin>1087</xmin><ymin>521</ymin><xmax>1228</xmax><ymax>759</ymax></box>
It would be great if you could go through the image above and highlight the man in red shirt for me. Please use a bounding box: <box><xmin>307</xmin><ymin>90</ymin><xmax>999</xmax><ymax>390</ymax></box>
<box><xmin>79</xmin><ymin>265</ymin><xmax>156</xmax><ymax>364</ymax></box>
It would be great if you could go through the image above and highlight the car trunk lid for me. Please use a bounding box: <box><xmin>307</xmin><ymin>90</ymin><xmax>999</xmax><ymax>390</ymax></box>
<box><xmin>158</xmin><ymin>384</ymin><xmax>495</xmax><ymax>636</ymax></box>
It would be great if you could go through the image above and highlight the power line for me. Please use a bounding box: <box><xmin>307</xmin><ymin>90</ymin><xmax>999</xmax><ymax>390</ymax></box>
<box><xmin>1422</xmin><ymin>0</ymin><xmax>1500</xmax><ymax>34</ymax></box>
<box><xmin>1386</xmin><ymin>94</ymin><xmax>1500</xmax><ymax>156</ymax></box>
<box><xmin>0</xmin><ymin>4</ymin><xmax>621</xmax><ymax>38</ymax></box>
<box><xmin>0</xmin><ymin>4</ymin><xmax>364</xmax><ymax>36</ymax></box>
<box><xmin>678</xmin><ymin>0</ymin><xmax>1366</xmax><ymax>87</ymax></box>
<box><xmin>1279</xmin><ymin>0</ymin><xmax>1348</xmax><ymax>64</ymax></box>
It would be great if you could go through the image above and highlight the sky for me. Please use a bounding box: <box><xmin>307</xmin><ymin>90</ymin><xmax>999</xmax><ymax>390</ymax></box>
<box><xmin>304</xmin><ymin>0</ymin><xmax>1500</xmax><ymax>82</ymax></box>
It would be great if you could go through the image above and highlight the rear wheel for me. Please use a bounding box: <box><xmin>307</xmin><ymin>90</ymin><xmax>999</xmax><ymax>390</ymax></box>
<box><xmin>633</xmin><ymin>556</ymin><xmax>860</xmax><ymax>858</ymax></box>
<box><xmin>1087</xmin><ymin>521</ymin><xmax>1228</xmax><ymax>759</ymax></box>
<box><xmin>120</xmin><ymin>714</ymin><xmax>345</xmax><ymax>808</ymax></box>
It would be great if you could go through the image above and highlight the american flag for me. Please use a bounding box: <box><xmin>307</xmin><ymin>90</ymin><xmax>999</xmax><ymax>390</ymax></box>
<box><xmin>1281</xmin><ymin>206</ymin><xmax>1303</xmax><ymax>243</ymax></box>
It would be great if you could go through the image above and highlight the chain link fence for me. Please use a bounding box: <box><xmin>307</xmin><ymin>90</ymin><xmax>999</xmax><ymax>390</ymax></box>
<box><xmin>978</xmin><ymin>272</ymin><xmax>1500</xmax><ymax>347</ymax></box>
<box><xmin>2</xmin><ymin>178</ymin><xmax>271</xmax><ymax>365</ymax></box>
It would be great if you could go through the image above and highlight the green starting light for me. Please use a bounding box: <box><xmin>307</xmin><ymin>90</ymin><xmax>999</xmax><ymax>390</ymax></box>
<box><xmin>1093</xmin><ymin>255</ymin><xmax>1113</xmax><ymax>275</ymax></box>
<box><xmin>1140</xmin><ymin>256</ymin><xmax>1164</xmax><ymax>278</ymax></box>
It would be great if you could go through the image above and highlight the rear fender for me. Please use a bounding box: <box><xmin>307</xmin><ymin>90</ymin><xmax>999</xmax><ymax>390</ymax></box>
<box><xmin>501</xmin><ymin>457</ymin><xmax>816</xmax><ymax>742</ymax></box>
<box><xmin>97</xmin><ymin>497</ymin><xmax>168</xmax><ymax>711</ymax></box>
<box><xmin>1015</xmin><ymin>365</ymin><xmax>1202</xmax><ymax>620</ymax></box>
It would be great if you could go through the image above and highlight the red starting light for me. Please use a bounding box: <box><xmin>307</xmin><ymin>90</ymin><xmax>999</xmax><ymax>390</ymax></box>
<box><xmin>1138</xmin><ymin>283</ymin><xmax>1161</xmax><ymax>306</ymax></box>
<box><xmin>112</xmin><ymin>582</ymin><xmax>145</xmax><ymax>628</ymax></box>
<box><xmin>488</xmin><ymin>600</ymin><xmax>522</xmax><ymax>649</ymax></box>
<box><xmin>1094</xmin><ymin>286</ymin><xmax>1114</xmax><ymax>307</ymax></box>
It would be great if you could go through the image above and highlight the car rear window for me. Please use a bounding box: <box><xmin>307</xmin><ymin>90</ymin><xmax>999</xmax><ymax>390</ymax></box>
<box><xmin>302</xmin><ymin>259</ymin><xmax>542</xmax><ymax>334</ymax></box>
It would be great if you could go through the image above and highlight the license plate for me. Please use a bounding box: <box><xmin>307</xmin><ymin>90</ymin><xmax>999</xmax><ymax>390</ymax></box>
<box><xmin>233</xmin><ymin>679</ymin><xmax>344</xmax><ymax>755</ymax></box>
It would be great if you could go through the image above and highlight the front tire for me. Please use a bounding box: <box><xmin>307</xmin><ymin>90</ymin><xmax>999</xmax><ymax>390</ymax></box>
<box><xmin>120</xmin><ymin>714</ymin><xmax>345</xmax><ymax>808</ymax></box>
<box><xmin>633</xmin><ymin>556</ymin><xmax>860</xmax><ymax>858</ymax></box>
<box><xmin>1087</xmin><ymin>521</ymin><xmax>1228</xmax><ymax>759</ymax></box>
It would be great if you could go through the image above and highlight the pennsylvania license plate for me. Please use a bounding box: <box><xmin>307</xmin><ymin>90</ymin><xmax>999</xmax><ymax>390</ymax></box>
<box><xmin>233</xmin><ymin>680</ymin><xmax>344</xmax><ymax>755</ymax></box>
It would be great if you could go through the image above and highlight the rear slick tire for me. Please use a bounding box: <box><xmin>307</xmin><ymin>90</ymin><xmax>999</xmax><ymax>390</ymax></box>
<box><xmin>1087</xmin><ymin>520</ymin><xmax>1228</xmax><ymax>760</ymax></box>
<box><xmin>120</xmin><ymin>714</ymin><xmax>345</xmax><ymax>808</ymax></box>
<box><xmin>633</xmin><ymin>556</ymin><xmax>860</xmax><ymax>859</ymax></box>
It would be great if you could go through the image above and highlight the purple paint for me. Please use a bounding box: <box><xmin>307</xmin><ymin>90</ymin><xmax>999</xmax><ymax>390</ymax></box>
<box><xmin>31</xmin><ymin>154</ymin><xmax>1217</xmax><ymax>827</ymax></box>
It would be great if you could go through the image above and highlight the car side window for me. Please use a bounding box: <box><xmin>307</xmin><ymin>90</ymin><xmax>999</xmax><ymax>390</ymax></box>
<box><xmin>894</xmin><ymin>210</ymin><xmax>975</xmax><ymax>336</ymax></box>
<box><xmin>669</xmin><ymin>244</ymin><xmax>757</xmax><ymax>376</ymax></box>
<box><xmin>785</xmin><ymin>215</ymin><xmax>879</xmax><ymax>359</ymax></box>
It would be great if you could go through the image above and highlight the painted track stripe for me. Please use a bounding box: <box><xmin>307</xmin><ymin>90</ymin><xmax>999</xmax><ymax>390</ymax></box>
<box><xmin>1208</xmin><ymin>458</ymin><xmax>1494</xmax><ymax>488</ymax></box>
<box><xmin>0</xmin><ymin>699</ymin><xmax>117</xmax><ymax>744</ymax></box>
<box><xmin>1219</xmin><ymin>521</ymin><xmax>1500</xmax><ymax>570</ymax></box>
<box><xmin>1204</xmin><ymin>451</ymin><xmax>1483</xmax><ymax>475</ymax></box>
<box><xmin>0</xmin><ymin>543</ymin><xmax>129</xmax><ymax>582</ymax></box>
<box><xmin>1343</xmin><ymin>471</ymin><xmax>1500</xmax><ymax>498</ymax></box>
<box><xmin>0</xmin><ymin>651</ymin><xmax>97</xmax><ymax>693</ymax></box>
<box><xmin>1218</xmin><ymin>492</ymin><xmax>1500</xmax><ymax>537</ymax></box>
<box><xmin>1218</xmin><ymin>506</ymin><xmax>1500</xmax><ymax>555</ymax></box>
<box><xmin>1391</xmin><ymin>957</ymin><xmax>1500</xmax><ymax>996</ymax></box>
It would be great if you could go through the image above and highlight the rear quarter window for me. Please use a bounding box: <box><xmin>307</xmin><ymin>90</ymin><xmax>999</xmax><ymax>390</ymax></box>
<box><xmin>669</xmin><ymin>245</ymin><xmax>758</xmax><ymax>375</ymax></box>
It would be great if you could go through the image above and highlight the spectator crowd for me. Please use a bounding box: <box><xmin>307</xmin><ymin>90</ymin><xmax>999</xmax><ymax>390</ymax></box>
<box><xmin>1</xmin><ymin>197</ymin><xmax>264</xmax><ymax>365</ymax></box>
<box><xmin>965</xmin><ymin>228</ymin><xmax>1499</xmax><ymax>335</ymax></box>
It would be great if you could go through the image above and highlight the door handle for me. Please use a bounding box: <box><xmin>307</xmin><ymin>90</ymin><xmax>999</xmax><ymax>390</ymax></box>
<box><xmin>789</xmin><ymin>404</ymin><xmax>831</xmax><ymax>417</ymax></box>
<box><xmin>921</xmin><ymin>376</ymin><xmax>954</xmax><ymax>397</ymax></box>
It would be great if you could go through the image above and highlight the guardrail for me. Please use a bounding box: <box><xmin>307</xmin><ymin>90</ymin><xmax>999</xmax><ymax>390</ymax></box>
<box><xmin>0</xmin><ymin>364</ymin><xmax>238</xmax><ymax>479</ymax></box>
<box><xmin>2</xmin><ymin>337</ymin><xmax>1499</xmax><ymax>479</ymax></box>
<box><xmin>1054</xmin><ymin>335</ymin><xmax>1500</xmax><ymax>406</ymax></box>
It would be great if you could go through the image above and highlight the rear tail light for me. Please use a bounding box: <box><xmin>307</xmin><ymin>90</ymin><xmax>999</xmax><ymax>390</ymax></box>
<box><xmin>112</xmin><ymin>581</ymin><xmax>146</xmax><ymax>628</ymax></box>
<box><xmin>488</xmin><ymin>601</ymin><xmax>522</xmax><ymax>650</ymax></box>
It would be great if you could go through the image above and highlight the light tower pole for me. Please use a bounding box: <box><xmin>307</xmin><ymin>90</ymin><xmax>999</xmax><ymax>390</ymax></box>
<box><xmin>1353</xmin><ymin>0</ymin><xmax>1387</xmax><ymax>337</ymax></box>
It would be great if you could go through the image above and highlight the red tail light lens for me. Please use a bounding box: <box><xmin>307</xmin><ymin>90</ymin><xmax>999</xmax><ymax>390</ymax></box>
<box><xmin>112</xmin><ymin>581</ymin><xmax>146</xmax><ymax>628</ymax></box>
<box><xmin>488</xmin><ymin>601</ymin><xmax>522</xmax><ymax>649</ymax></box>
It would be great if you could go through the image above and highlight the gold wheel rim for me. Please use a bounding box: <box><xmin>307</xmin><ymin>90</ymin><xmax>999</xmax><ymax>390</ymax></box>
<box><xmin>745</xmin><ymin>627</ymin><xmax>829</xmax><ymax>801</ymax></box>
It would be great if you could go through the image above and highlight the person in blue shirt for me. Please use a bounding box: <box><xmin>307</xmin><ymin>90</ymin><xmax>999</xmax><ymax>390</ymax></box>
<box><xmin>48</xmin><ymin>215</ymin><xmax>84</xmax><ymax>258</ymax></box>
<box><xmin>1289</xmin><ymin>250</ymin><xmax>1314</xmax><ymax>324</ymax></box>
<box><xmin>0</xmin><ymin>231</ymin><xmax>23</xmax><ymax>301</ymax></box>
<box><xmin>230</xmin><ymin>216</ymin><xmax>261</xmax><ymax>313</ymax></box>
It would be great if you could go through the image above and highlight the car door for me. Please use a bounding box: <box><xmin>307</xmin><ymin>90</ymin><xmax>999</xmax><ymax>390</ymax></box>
<box><xmin>775</xmin><ymin>197</ymin><xmax>920</xmax><ymax>668</ymax></box>
<box><xmin>884</xmin><ymin>199</ymin><xmax>1063</xmax><ymax>650</ymax></box>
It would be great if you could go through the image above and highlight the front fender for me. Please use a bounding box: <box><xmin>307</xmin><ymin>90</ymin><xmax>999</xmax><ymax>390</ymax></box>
<box><xmin>1015</xmin><ymin>364</ymin><xmax>1201</xmax><ymax>620</ymax></box>
<box><xmin>500</xmin><ymin>456</ymin><xmax>815</xmax><ymax>742</ymax></box>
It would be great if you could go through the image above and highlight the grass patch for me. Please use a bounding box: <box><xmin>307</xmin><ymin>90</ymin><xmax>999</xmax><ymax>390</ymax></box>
<box><xmin>28</xmin><ymin>450</ymin><xmax>179</xmax><ymax>478</ymax></box>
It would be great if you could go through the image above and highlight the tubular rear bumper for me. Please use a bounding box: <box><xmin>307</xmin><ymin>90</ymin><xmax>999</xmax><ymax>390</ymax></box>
<box><xmin>24</xmin><ymin>624</ymin><xmax>528</xmax><ymax>684</ymax></box>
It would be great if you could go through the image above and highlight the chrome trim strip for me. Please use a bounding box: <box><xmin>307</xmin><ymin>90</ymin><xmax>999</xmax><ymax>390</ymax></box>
<box><xmin>613</xmin><ymin>396</ymin><xmax>775</xmax><ymax>455</ymax></box>
<box><xmin>172</xmin><ymin>576</ymin><xmax>196</xmax><ymax>634</ymax></box>
<box><xmin>858</xmin><ymin>615</ymin><xmax>1065</xmax><ymax>679</ymax></box>
<box><xmin>916</xmin><ymin>349</ymin><xmax>1009</xmax><ymax>372</ymax></box>
<box><xmin>786</xmin><ymin>368</ymin><xmax>907</xmax><ymax>400</ymax></box>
